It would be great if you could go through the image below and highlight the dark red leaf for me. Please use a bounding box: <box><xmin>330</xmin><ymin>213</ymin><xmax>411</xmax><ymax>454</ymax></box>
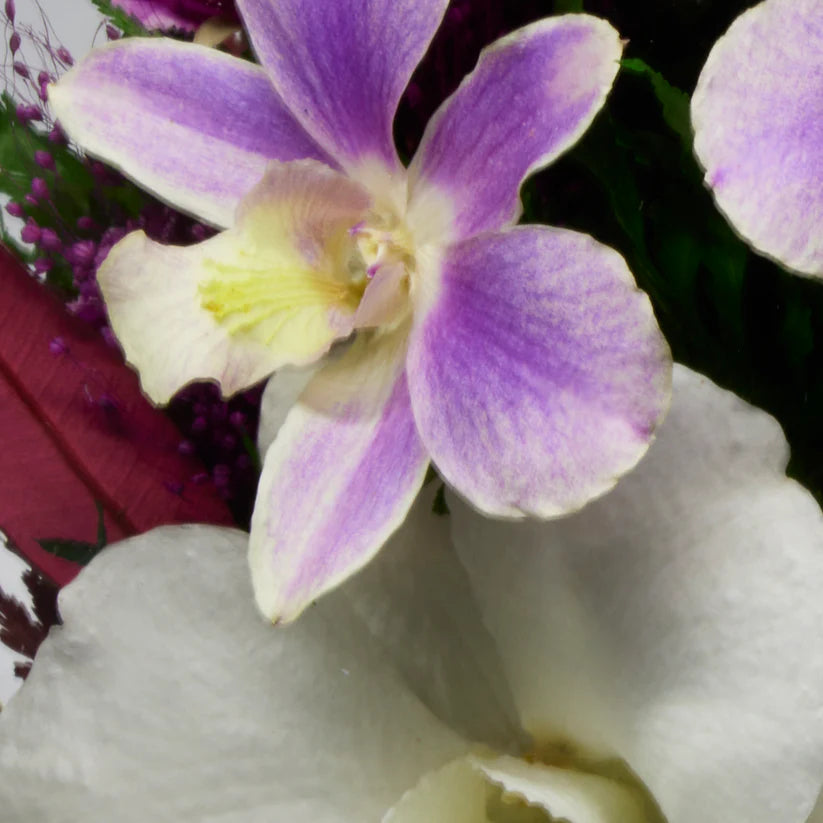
<box><xmin>0</xmin><ymin>246</ymin><xmax>235</xmax><ymax>586</ymax></box>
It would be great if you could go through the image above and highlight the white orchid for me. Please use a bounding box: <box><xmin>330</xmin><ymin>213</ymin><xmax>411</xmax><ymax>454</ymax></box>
<box><xmin>1</xmin><ymin>366</ymin><xmax>822</xmax><ymax>823</ymax></box>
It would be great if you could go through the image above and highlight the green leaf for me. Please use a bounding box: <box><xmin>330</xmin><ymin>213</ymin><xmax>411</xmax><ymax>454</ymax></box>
<box><xmin>89</xmin><ymin>0</ymin><xmax>151</xmax><ymax>37</ymax></box>
<box><xmin>620</xmin><ymin>57</ymin><xmax>692</xmax><ymax>150</ymax></box>
<box><xmin>36</xmin><ymin>537</ymin><xmax>102</xmax><ymax>566</ymax></box>
<box><xmin>36</xmin><ymin>500</ymin><xmax>107</xmax><ymax>566</ymax></box>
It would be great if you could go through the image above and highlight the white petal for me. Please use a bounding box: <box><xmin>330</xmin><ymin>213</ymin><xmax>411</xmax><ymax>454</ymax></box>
<box><xmin>450</xmin><ymin>365</ymin><xmax>823</xmax><ymax>823</ymax></box>
<box><xmin>382</xmin><ymin>757</ymin><xmax>492</xmax><ymax>823</ymax></box>
<box><xmin>0</xmin><ymin>525</ymin><xmax>466</xmax><ymax>821</ymax></box>
<box><xmin>384</xmin><ymin>753</ymin><xmax>656</xmax><ymax>823</ymax></box>
<box><xmin>342</xmin><ymin>485</ymin><xmax>523</xmax><ymax>751</ymax></box>
<box><xmin>474</xmin><ymin>753</ymin><xmax>655</xmax><ymax>823</ymax></box>
<box><xmin>256</xmin><ymin>364</ymin><xmax>319</xmax><ymax>457</ymax></box>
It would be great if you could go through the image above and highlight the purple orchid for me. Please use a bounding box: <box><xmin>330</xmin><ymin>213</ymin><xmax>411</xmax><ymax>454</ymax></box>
<box><xmin>691</xmin><ymin>0</ymin><xmax>823</xmax><ymax>277</ymax></box>
<box><xmin>50</xmin><ymin>0</ymin><xmax>671</xmax><ymax>623</ymax></box>
<box><xmin>111</xmin><ymin>0</ymin><xmax>239</xmax><ymax>32</ymax></box>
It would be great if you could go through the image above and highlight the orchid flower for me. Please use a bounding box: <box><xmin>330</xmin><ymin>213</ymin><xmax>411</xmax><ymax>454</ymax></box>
<box><xmin>691</xmin><ymin>0</ymin><xmax>823</xmax><ymax>277</ymax></box>
<box><xmin>1</xmin><ymin>365</ymin><xmax>821</xmax><ymax>822</ymax></box>
<box><xmin>49</xmin><ymin>0</ymin><xmax>670</xmax><ymax>622</ymax></box>
<box><xmin>111</xmin><ymin>0</ymin><xmax>239</xmax><ymax>32</ymax></box>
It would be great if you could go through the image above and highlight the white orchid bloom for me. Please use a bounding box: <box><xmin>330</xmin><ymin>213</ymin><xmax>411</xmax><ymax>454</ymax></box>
<box><xmin>1</xmin><ymin>366</ymin><xmax>822</xmax><ymax>823</ymax></box>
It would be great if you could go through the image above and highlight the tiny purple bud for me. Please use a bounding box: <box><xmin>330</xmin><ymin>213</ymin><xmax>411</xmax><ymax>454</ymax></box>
<box><xmin>213</xmin><ymin>464</ymin><xmax>231</xmax><ymax>487</ymax></box>
<box><xmin>30</xmin><ymin>177</ymin><xmax>49</xmax><ymax>199</ymax></box>
<box><xmin>34</xmin><ymin>150</ymin><xmax>55</xmax><ymax>170</ymax></box>
<box><xmin>16</xmin><ymin>104</ymin><xmax>42</xmax><ymax>123</ymax></box>
<box><xmin>4</xmin><ymin>201</ymin><xmax>23</xmax><ymax>218</ymax></box>
<box><xmin>177</xmin><ymin>439</ymin><xmax>196</xmax><ymax>456</ymax></box>
<box><xmin>12</xmin><ymin>61</ymin><xmax>29</xmax><ymax>79</ymax></box>
<box><xmin>33</xmin><ymin>257</ymin><xmax>52</xmax><ymax>274</ymax></box>
<box><xmin>221</xmin><ymin>433</ymin><xmax>237</xmax><ymax>452</ymax></box>
<box><xmin>56</xmin><ymin>47</ymin><xmax>73</xmax><ymax>66</ymax></box>
<box><xmin>191</xmin><ymin>416</ymin><xmax>208</xmax><ymax>434</ymax></box>
<box><xmin>67</xmin><ymin>240</ymin><xmax>96</xmax><ymax>266</ymax></box>
<box><xmin>9</xmin><ymin>32</ymin><xmax>20</xmax><ymax>54</ymax></box>
<box><xmin>190</xmin><ymin>223</ymin><xmax>210</xmax><ymax>241</ymax></box>
<box><xmin>76</xmin><ymin>216</ymin><xmax>96</xmax><ymax>231</ymax></box>
<box><xmin>105</xmin><ymin>23</ymin><xmax>120</xmax><ymax>40</ymax></box>
<box><xmin>49</xmin><ymin>337</ymin><xmax>68</xmax><ymax>356</ymax></box>
<box><xmin>210</xmin><ymin>403</ymin><xmax>228</xmax><ymax>422</ymax></box>
<box><xmin>20</xmin><ymin>222</ymin><xmax>41</xmax><ymax>244</ymax></box>
<box><xmin>164</xmin><ymin>480</ymin><xmax>184</xmax><ymax>496</ymax></box>
<box><xmin>37</xmin><ymin>71</ymin><xmax>51</xmax><ymax>86</ymax></box>
<box><xmin>97</xmin><ymin>393</ymin><xmax>120</xmax><ymax>413</ymax></box>
<box><xmin>191</xmin><ymin>472</ymin><xmax>210</xmax><ymax>485</ymax></box>
<box><xmin>48</xmin><ymin>124</ymin><xmax>66</xmax><ymax>144</ymax></box>
<box><xmin>4</xmin><ymin>0</ymin><xmax>15</xmax><ymax>22</ymax></box>
<box><xmin>39</xmin><ymin>228</ymin><xmax>62</xmax><ymax>252</ymax></box>
<box><xmin>24</xmin><ymin>194</ymin><xmax>38</xmax><ymax>207</ymax></box>
<box><xmin>229</xmin><ymin>410</ymin><xmax>246</xmax><ymax>428</ymax></box>
<box><xmin>101</xmin><ymin>326</ymin><xmax>119</xmax><ymax>349</ymax></box>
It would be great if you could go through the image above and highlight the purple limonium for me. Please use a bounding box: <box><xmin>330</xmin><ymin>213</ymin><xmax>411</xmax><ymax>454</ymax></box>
<box><xmin>111</xmin><ymin>0</ymin><xmax>239</xmax><ymax>32</ymax></box>
<box><xmin>691</xmin><ymin>0</ymin><xmax>823</xmax><ymax>277</ymax></box>
<box><xmin>49</xmin><ymin>0</ymin><xmax>671</xmax><ymax>623</ymax></box>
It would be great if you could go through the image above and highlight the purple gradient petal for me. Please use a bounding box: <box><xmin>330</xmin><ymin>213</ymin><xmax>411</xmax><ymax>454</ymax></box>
<box><xmin>407</xmin><ymin>15</ymin><xmax>622</xmax><ymax>242</ymax></box>
<box><xmin>692</xmin><ymin>0</ymin><xmax>823</xmax><ymax>277</ymax></box>
<box><xmin>236</xmin><ymin>0</ymin><xmax>448</xmax><ymax>174</ymax></box>
<box><xmin>249</xmin><ymin>328</ymin><xmax>430</xmax><ymax>623</ymax></box>
<box><xmin>112</xmin><ymin>0</ymin><xmax>238</xmax><ymax>32</ymax></box>
<box><xmin>407</xmin><ymin>227</ymin><xmax>671</xmax><ymax>518</ymax></box>
<box><xmin>49</xmin><ymin>38</ymin><xmax>331</xmax><ymax>228</ymax></box>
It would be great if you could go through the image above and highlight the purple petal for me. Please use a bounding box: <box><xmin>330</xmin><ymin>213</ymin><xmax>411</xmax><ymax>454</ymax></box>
<box><xmin>49</xmin><ymin>38</ymin><xmax>331</xmax><ymax>228</ymax></box>
<box><xmin>691</xmin><ymin>0</ymin><xmax>823</xmax><ymax>277</ymax></box>
<box><xmin>407</xmin><ymin>227</ymin><xmax>671</xmax><ymax>518</ymax></box>
<box><xmin>236</xmin><ymin>0</ymin><xmax>448</xmax><ymax>174</ymax></box>
<box><xmin>407</xmin><ymin>15</ymin><xmax>622</xmax><ymax>242</ymax></box>
<box><xmin>250</xmin><ymin>328</ymin><xmax>429</xmax><ymax>623</ymax></box>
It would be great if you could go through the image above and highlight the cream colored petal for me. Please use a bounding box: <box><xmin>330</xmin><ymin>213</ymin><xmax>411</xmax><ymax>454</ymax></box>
<box><xmin>383</xmin><ymin>758</ymin><xmax>493</xmax><ymax>823</ymax></box>
<box><xmin>384</xmin><ymin>753</ymin><xmax>657</xmax><ymax>823</ymax></box>
<box><xmin>475</xmin><ymin>754</ymin><xmax>656</xmax><ymax>823</ymax></box>
<box><xmin>100</xmin><ymin>160</ymin><xmax>371</xmax><ymax>404</ymax></box>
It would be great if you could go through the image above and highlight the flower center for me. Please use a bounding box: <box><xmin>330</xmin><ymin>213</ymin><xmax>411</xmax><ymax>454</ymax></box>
<box><xmin>347</xmin><ymin>209</ymin><xmax>416</xmax><ymax>330</ymax></box>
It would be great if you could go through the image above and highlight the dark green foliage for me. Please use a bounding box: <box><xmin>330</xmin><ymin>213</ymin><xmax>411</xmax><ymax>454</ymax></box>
<box><xmin>37</xmin><ymin>501</ymin><xmax>107</xmax><ymax>566</ymax></box>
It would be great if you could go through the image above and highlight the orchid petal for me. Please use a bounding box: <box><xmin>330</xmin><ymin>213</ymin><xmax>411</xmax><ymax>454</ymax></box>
<box><xmin>407</xmin><ymin>226</ymin><xmax>670</xmax><ymax>518</ymax></box>
<box><xmin>0</xmin><ymin>525</ymin><xmax>467</xmax><ymax>821</ymax></box>
<box><xmin>49</xmin><ymin>38</ymin><xmax>331</xmax><ymax>228</ymax></box>
<box><xmin>249</xmin><ymin>326</ymin><xmax>429</xmax><ymax>624</ymax></box>
<box><xmin>99</xmin><ymin>161</ymin><xmax>370</xmax><ymax>404</ymax></box>
<box><xmin>384</xmin><ymin>754</ymin><xmax>656</xmax><ymax>823</ymax></box>
<box><xmin>341</xmin><ymin>485</ymin><xmax>524</xmax><ymax>751</ymax></box>
<box><xmin>382</xmin><ymin>758</ymin><xmax>492</xmax><ymax>823</ymax></box>
<box><xmin>257</xmin><ymin>366</ymin><xmax>320</xmax><ymax>456</ymax></box>
<box><xmin>473</xmin><ymin>754</ymin><xmax>656</xmax><ymax>823</ymax></box>
<box><xmin>236</xmin><ymin>0</ymin><xmax>448</xmax><ymax>176</ymax></box>
<box><xmin>407</xmin><ymin>15</ymin><xmax>622</xmax><ymax>243</ymax></box>
<box><xmin>111</xmin><ymin>0</ymin><xmax>200</xmax><ymax>31</ymax></box>
<box><xmin>691</xmin><ymin>0</ymin><xmax>823</xmax><ymax>277</ymax></box>
<box><xmin>450</xmin><ymin>366</ymin><xmax>823</xmax><ymax>823</ymax></box>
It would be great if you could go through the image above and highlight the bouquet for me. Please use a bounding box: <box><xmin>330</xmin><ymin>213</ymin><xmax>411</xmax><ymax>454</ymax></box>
<box><xmin>1</xmin><ymin>1</ymin><xmax>822</xmax><ymax>821</ymax></box>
